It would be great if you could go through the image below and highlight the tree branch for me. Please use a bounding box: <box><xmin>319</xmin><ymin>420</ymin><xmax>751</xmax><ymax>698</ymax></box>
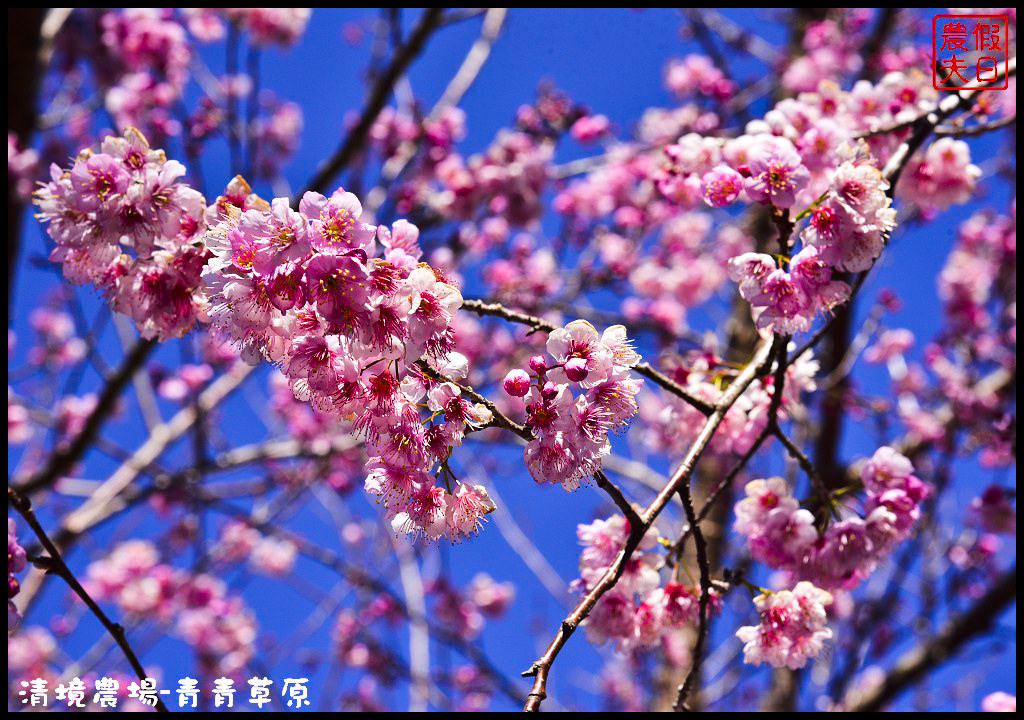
<box><xmin>15</xmin><ymin>337</ymin><xmax>156</xmax><ymax>496</ymax></box>
<box><xmin>459</xmin><ymin>298</ymin><xmax>715</xmax><ymax>414</ymax></box>
<box><xmin>8</xmin><ymin>486</ymin><xmax>169</xmax><ymax>713</ymax></box>
<box><xmin>845</xmin><ymin>564</ymin><xmax>1016</xmax><ymax>712</ymax></box>
<box><xmin>521</xmin><ymin>338</ymin><xmax>774</xmax><ymax>711</ymax></box>
<box><xmin>295</xmin><ymin>8</ymin><xmax>444</xmax><ymax>203</ymax></box>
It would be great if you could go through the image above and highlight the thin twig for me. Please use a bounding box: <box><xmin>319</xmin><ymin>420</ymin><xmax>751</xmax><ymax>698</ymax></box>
<box><xmin>673</xmin><ymin>468</ymin><xmax>714</xmax><ymax>711</ymax></box>
<box><xmin>295</xmin><ymin>8</ymin><xmax>444</xmax><ymax>203</ymax></box>
<box><xmin>459</xmin><ymin>298</ymin><xmax>715</xmax><ymax>414</ymax></box>
<box><xmin>935</xmin><ymin>114</ymin><xmax>1016</xmax><ymax>137</ymax></box>
<box><xmin>8</xmin><ymin>486</ymin><xmax>169</xmax><ymax>713</ymax></box>
<box><xmin>16</xmin><ymin>337</ymin><xmax>156</xmax><ymax>495</ymax></box>
<box><xmin>365</xmin><ymin>8</ymin><xmax>508</xmax><ymax>216</ymax></box>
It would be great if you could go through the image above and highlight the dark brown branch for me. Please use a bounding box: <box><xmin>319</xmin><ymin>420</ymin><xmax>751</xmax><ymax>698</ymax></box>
<box><xmin>15</xmin><ymin>337</ymin><xmax>156</xmax><ymax>495</ymax></box>
<box><xmin>845</xmin><ymin>564</ymin><xmax>1016</xmax><ymax>712</ymax></box>
<box><xmin>8</xmin><ymin>486</ymin><xmax>169</xmax><ymax>713</ymax></box>
<box><xmin>775</xmin><ymin>427</ymin><xmax>830</xmax><ymax>507</ymax></box>
<box><xmin>673</xmin><ymin>470</ymin><xmax>713</xmax><ymax>711</ymax></box>
<box><xmin>594</xmin><ymin>470</ymin><xmax>643</xmax><ymax>530</ymax></box>
<box><xmin>8</xmin><ymin>8</ymin><xmax>48</xmax><ymax>321</ymax></box>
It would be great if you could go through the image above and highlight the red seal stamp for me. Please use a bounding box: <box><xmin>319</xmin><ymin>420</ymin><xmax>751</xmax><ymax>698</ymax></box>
<box><xmin>933</xmin><ymin>14</ymin><xmax>1009</xmax><ymax>90</ymax></box>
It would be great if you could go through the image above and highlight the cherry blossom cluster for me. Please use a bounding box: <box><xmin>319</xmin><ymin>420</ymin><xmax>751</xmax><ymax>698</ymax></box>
<box><xmin>728</xmin><ymin>244</ymin><xmax>850</xmax><ymax>336</ymax></box>
<box><xmin>8</xmin><ymin>519</ymin><xmax>27</xmax><ymax>631</ymax></box>
<box><xmin>8</xmin><ymin>390</ymin><xmax>32</xmax><ymax>446</ymax></box>
<box><xmin>549</xmin><ymin>65</ymin><xmax>984</xmax><ymax>342</ymax></box>
<box><xmin>570</xmin><ymin>113</ymin><xmax>612</xmax><ymax>143</ymax></box>
<box><xmin>642</xmin><ymin>344</ymin><xmax>819</xmax><ymax>460</ymax></box>
<box><xmin>781</xmin><ymin>12</ymin><xmax>869</xmax><ymax>93</ymax></box>
<box><xmin>55</xmin><ymin>394</ymin><xmax>98</xmax><ymax>445</ymax></box>
<box><xmin>370</xmin><ymin>105</ymin><xmax>467</xmax><ymax>169</ymax></box>
<box><xmin>501</xmin><ymin>320</ymin><xmax>643</xmax><ymax>491</ymax></box>
<box><xmin>27</xmin><ymin>308</ymin><xmax>87</xmax><ymax>369</ymax></box>
<box><xmin>623</xmin><ymin>213</ymin><xmax>740</xmax><ymax>334</ymax></box>
<box><xmin>480</xmin><ymin>234</ymin><xmax>561</xmax><ymax>310</ymax></box>
<box><xmin>153</xmin><ymin>362</ymin><xmax>214</xmax><ymax>402</ymax></box>
<box><xmin>99</xmin><ymin>9</ymin><xmax>193</xmax><ymax>139</ymax></box>
<box><xmin>201</xmin><ymin>182</ymin><xmax>499</xmax><ymax>542</ymax></box>
<box><xmin>435</xmin><ymin>129</ymin><xmax>553</xmax><ymax>226</ymax></box>
<box><xmin>735</xmin><ymin>581</ymin><xmax>834</xmax><ymax>670</ymax></box>
<box><xmin>969</xmin><ymin>485</ymin><xmax>1016</xmax><ymax>537</ymax></box>
<box><xmin>8</xmin><ymin>626</ymin><xmax>59</xmax><ymax>691</ymax></box>
<box><xmin>368</xmin><ymin>92</ymin><xmax>562</xmax><ymax>230</ymax></box>
<box><xmin>901</xmin><ymin>138</ymin><xmax>983</xmax><ymax>215</ymax></box>
<box><xmin>665</xmin><ymin>54</ymin><xmax>734</xmax><ymax>101</ymax></box>
<box><xmin>184</xmin><ymin>9</ymin><xmax>312</xmax><ymax>47</ymax></box>
<box><xmin>333</xmin><ymin>602</ymin><xmax>404</xmax><ymax>688</ymax></box>
<box><xmin>41</xmin><ymin>9</ymin><xmax>307</xmax><ymax>169</ymax></box>
<box><xmin>735</xmin><ymin>446</ymin><xmax>930</xmax><ymax>591</ymax></box>
<box><xmin>214</xmin><ymin>522</ymin><xmax>298</xmax><ymax>577</ymax></box>
<box><xmin>450</xmin><ymin>664</ymin><xmax>500</xmax><ymax>712</ymax></box>
<box><xmin>84</xmin><ymin>540</ymin><xmax>257</xmax><ymax>675</ymax></box>
<box><xmin>948</xmin><ymin>485</ymin><xmax>1015</xmax><ymax>586</ymax></box>
<box><xmin>8</xmin><ymin>133</ymin><xmax>39</xmax><ymax>202</ymax></box>
<box><xmin>34</xmin><ymin>128</ymin><xmax>210</xmax><ymax>341</ymax></box>
<box><xmin>725</xmin><ymin>153</ymin><xmax>898</xmax><ymax>334</ymax></box>
<box><xmin>981</xmin><ymin>692</ymin><xmax>1017</xmax><ymax>712</ymax></box>
<box><xmin>554</xmin><ymin>147</ymin><xmax>664</xmax><ymax>227</ymax></box>
<box><xmin>263</xmin><ymin>371</ymin><xmax>366</xmax><ymax>494</ymax></box>
<box><xmin>863</xmin><ymin>207</ymin><xmax>1017</xmax><ymax>467</ymax></box>
<box><xmin>431</xmin><ymin>573</ymin><xmax>516</xmax><ymax>642</ymax></box>
<box><xmin>939</xmin><ymin>209</ymin><xmax>1016</xmax><ymax>343</ymax></box>
<box><xmin>574</xmin><ymin>515</ymin><xmax>719</xmax><ymax>652</ymax></box>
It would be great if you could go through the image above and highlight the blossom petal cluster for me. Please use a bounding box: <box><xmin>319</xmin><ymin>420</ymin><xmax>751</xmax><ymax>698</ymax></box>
<box><xmin>100</xmin><ymin>9</ymin><xmax>193</xmax><ymax>138</ymax></box>
<box><xmin>85</xmin><ymin>540</ymin><xmax>257</xmax><ymax>675</ymax></box>
<box><xmin>503</xmin><ymin>321</ymin><xmax>643</xmax><ymax>491</ymax></box>
<box><xmin>802</xmin><ymin>160</ymin><xmax>897</xmax><ymax>271</ymax></box>
<box><xmin>556</xmin><ymin>67</ymin><xmax>981</xmax><ymax>338</ymax></box>
<box><xmin>34</xmin><ymin>128</ymin><xmax>210</xmax><ymax>341</ymax></box>
<box><xmin>184</xmin><ymin>8</ymin><xmax>312</xmax><ymax>47</ymax></box>
<box><xmin>644</xmin><ymin>345</ymin><xmax>820</xmax><ymax>460</ymax></box>
<box><xmin>901</xmin><ymin>138</ymin><xmax>982</xmax><ymax>214</ymax></box>
<box><xmin>729</xmin><ymin>245</ymin><xmax>851</xmax><ymax>336</ymax></box>
<box><xmin>575</xmin><ymin>515</ymin><xmax>719</xmax><ymax>652</ymax></box>
<box><xmin>735</xmin><ymin>581</ymin><xmax>833</xmax><ymax>670</ymax></box>
<box><xmin>727</xmin><ymin>156</ymin><xmax>896</xmax><ymax>334</ymax></box>
<box><xmin>202</xmin><ymin>184</ymin><xmax>496</xmax><ymax>542</ymax></box>
<box><xmin>8</xmin><ymin>519</ymin><xmax>27</xmax><ymax>630</ymax></box>
<box><xmin>735</xmin><ymin>446</ymin><xmax>930</xmax><ymax>590</ymax></box>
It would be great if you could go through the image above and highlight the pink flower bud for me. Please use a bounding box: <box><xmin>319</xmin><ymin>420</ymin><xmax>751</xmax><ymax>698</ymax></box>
<box><xmin>502</xmin><ymin>369</ymin><xmax>531</xmax><ymax>397</ymax></box>
<box><xmin>564</xmin><ymin>357</ymin><xmax>589</xmax><ymax>382</ymax></box>
<box><xmin>528</xmin><ymin>355</ymin><xmax>548</xmax><ymax>373</ymax></box>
